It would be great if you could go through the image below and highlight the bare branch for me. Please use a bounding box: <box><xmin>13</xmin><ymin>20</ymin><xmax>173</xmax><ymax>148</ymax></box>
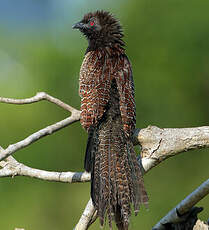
<box><xmin>0</xmin><ymin>92</ymin><xmax>80</xmax><ymax>161</ymax></box>
<box><xmin>0</xmin><ymin>115</ymin><xmax>81</xmax><ymax>161</ymax></box>
<box><xmin>0</xmin><ymin>148</ymin><xmax>154</xmax><ymax>185</ymax></box>
<box><xmin>1</xmin><ymin>93</ymin><xmax>209</xmax><ymax>230</ymax></box>
<box><xmin>0</xmin><ymin>155</ymin><xmax>90</xmax><ymax>183</ymax></box>
<box><xmin>74</xmin><ymin>199</ymin><xmax>96</xmax><ymax>230</ymax></box>
<box><xmin>0</xmin><ymin>92</ymin><xmax>77</xmax><ymax>113</ymax></box>
<box><xmin>134</xmin><ymin>126</ymin><xmax>209</xmax><ymax>171</ymax></box>
<box><xmin>2</xmin><ymin>125</ymin><xmax>208</xmax><ymax>184</ymax></box>
<box><xmin>152</xmin><ymin>179</ymin><xmax>209</xmax><ymax>230</ymax></box>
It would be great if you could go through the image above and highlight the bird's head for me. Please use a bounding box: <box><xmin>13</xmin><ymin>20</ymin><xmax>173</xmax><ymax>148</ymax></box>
<box><xmin>72</xmin><ymin>10</ymin><xmax>125</xmax><ymax>51</ymax></box>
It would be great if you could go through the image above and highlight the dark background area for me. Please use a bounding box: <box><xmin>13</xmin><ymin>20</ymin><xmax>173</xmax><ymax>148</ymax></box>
<box><xmin>0</xmin><ymin>0</ymin><xmax>208</xmax><ymax>229</ymax></box>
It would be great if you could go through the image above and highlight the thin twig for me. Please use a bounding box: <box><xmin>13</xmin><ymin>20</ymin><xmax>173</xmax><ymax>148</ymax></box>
<box><xmin>0</xmin><ymin>93</ymin><xmax>80</xmax><ymax>161</ymax></box>
<box><xmin>0</xmin><ymin>92</ymin><xmax>76</xmax><ymax>113</ymax></box>
<box><xmin>74</xmin><ymin>199</ymin><xmax>96</xmax><ymax>230</ymax></box>
<box><xmin>0</xmin><ymin>115</ymin><xmax>80</xmax><ymax>161</ymax></box>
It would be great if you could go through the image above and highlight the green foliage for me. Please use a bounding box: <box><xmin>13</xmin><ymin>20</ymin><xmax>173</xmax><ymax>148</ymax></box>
<box><xmin>0</xmin><ymin>1</ymin><xmax>208</xmax><ymax>229</ymax></box>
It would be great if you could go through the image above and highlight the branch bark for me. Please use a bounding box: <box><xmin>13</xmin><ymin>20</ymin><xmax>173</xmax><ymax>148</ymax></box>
<box><xmin>0</xmin><ymin>92</ymin><xmax>76</xmax><ymax>113</ymax></box>
<box><xmin>0</xmin><ymin>154</ymin><xmax>90</xmax><ymax>183</ymax></box>
<box><xmin>74</xmin><ymin>199</ymin><xmax>96</xmax><ymax>230</ymax></box>
<box><xmin>153</xmin><ymin>179</ymin><xmax>209</xmax><ymax>229</ymax></box>
<box><xmin>134</xmin><ymin>126</ymin><xmax>209</xmax><ymax>171</ymax></box>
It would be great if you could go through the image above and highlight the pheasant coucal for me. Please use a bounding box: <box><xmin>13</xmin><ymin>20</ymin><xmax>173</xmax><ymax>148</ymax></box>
<box><xmin>73</xmin><ymin>10</ymin><xmax>148</xmax><ymax>229</ymax></box>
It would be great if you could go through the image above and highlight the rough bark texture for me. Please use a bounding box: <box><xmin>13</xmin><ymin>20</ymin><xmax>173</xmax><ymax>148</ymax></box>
<box><xmin>134</xmin><ymin>126</ymin><xmax>209</xmax><ymax>169</ymax></box>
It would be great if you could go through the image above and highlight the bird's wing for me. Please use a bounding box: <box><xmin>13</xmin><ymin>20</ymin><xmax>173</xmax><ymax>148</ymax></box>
<box><xmin>115</xmin><ymin>54</ymin><xmax>136</xmax><ymax>136</ymax></box>
<box><xmin>79</xmin><ymin>50</ymin><xmax>112</xmax><ymax>131</ymax></box>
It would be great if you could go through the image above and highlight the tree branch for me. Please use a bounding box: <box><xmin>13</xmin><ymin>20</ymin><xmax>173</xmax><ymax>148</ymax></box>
<box><xmin>0</xmin><ymin>116</ymin><xmax>80</xmax><ymax>161</ymax></box>
<box><xmin>74</xmin><ymin>199</ymin><xmax>96</xmax><ymax>230</ymax></box>
<box><xmin>0</xmin><ymin>92</ymin><xmax>80</xmax><ymax>161</ymax></box>
<box><xmin>0</xmin><ymin>93</ymin><xmax>208</xmax><ymax>230</ymax></box>
<box><xmin>0</xmin><ymin>92</ymin><xmax>77</xmax><ymax>113</ymax></box>
<box><xmin>0</xmin><ymin>154</ymin><xmax>90</xmax><ymax>183</ymax></box>
<box><xmin>134</xmin><ymin>126</ymin><xmax>209</xmax><ymax>171</ymax></box>
<box><xmin>152</xmin><ymin>179</ymin><xmax>209</xmax><ymax>230</ymax></box>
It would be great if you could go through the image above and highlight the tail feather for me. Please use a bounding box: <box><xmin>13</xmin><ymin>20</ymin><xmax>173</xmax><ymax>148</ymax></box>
<box><xmin>84</xmin><ymin>125</ymin><xmax>96</xmax><ymax>172</ymax></box>
<box><xmin>115</xmin><ymin>204</ymin><xmax>128</xmax><ymax>230</ymax></box>
<box><xmin>116</xmin><ymin>141</ymin><xmax>131</xmax><ymax>226</ymax></box>
<box><xmin>129</xmin><ymin>144</ymin><xmax>148</xmax><ymax>208</ymax></box>
<box><xmin>85</xmin><ymin>120</ymin><xmax>148</xmax><ymax>229</ymax></box>
<box><xmin>98</xmin><ymin>140</ymin><xmax>109</xmax><ymax>225</ymax></box>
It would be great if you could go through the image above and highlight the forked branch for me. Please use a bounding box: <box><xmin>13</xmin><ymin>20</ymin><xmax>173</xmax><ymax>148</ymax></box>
<box><xmin>0</xmin><ymin>92</ymin><xmax>208</xmax><ymax>230</ymax></box>
<box><xmin>0</xmin><ymin>92</ymin><xmax>80</xmax><ymax>161</ymax></box>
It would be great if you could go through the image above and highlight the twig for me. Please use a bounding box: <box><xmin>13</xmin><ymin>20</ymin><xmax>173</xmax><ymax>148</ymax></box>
<box><xmin>74</xmin><ymin>199</ymin><xmax>96</xmax><ymax>230</ymax></box>
<box><xmin>0</xmin><ymin>92</ymin><xmax>76</xmax><ymax>113</ymax></box>
<box><xmin>152</xmin><ymin>179</ymin><xmax>209</xmax><ymax>230</ymax></box>
<box><xmin>0</xmin><ymin>92</ymin><xmax>80</xmax><ymax>161</ymax></box>
<box><xmin>0</xmin><ymin>115</ymin><xmax>80</xmax><ymax>161</ymax></box>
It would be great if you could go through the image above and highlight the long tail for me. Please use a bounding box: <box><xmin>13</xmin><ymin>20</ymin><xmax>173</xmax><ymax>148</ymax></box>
<box><xmin>85</xmin><ymin>118</ymin><xmax>148</xmax><ymax>229</ymax></box>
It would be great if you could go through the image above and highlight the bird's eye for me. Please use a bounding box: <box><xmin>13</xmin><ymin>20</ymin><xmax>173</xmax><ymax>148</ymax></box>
<box><xmin>89</xmin><ymin>21</ymin><xmax>94</xmax><ymax>26</ymax></box>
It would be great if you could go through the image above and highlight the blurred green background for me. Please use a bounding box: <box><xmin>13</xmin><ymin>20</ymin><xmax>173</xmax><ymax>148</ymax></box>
<box><xmin>0</xmin><ymin>0</ymin><xmax>208</xmax><ymax>229</ymax></box>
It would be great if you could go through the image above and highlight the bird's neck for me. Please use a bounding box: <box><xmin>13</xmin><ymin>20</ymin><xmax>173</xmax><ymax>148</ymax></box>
<box><xmin>86</xmin><ymin>40</ymin><xmax>125</xmax><ymax>56</ymax></box>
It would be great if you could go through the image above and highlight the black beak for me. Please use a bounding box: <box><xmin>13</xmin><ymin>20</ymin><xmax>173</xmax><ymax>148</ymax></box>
<box><xmin>72</xmin><ymin>22</ymin><xmax>84</xmax><ymax>30</ymax></box>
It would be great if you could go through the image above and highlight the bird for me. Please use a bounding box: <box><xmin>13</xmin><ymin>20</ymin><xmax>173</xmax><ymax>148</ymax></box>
<box><xmin>73</xmin><ymin>10</ymin><xmax>148</xmax><ymax>229</ymax></box>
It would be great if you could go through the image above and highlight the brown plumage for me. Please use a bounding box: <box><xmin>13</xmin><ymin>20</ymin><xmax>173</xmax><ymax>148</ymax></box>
<box><xmin>73</xmin><ymin>10</ymin><xmax>148</xmax><ymax>229</ymax></box>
